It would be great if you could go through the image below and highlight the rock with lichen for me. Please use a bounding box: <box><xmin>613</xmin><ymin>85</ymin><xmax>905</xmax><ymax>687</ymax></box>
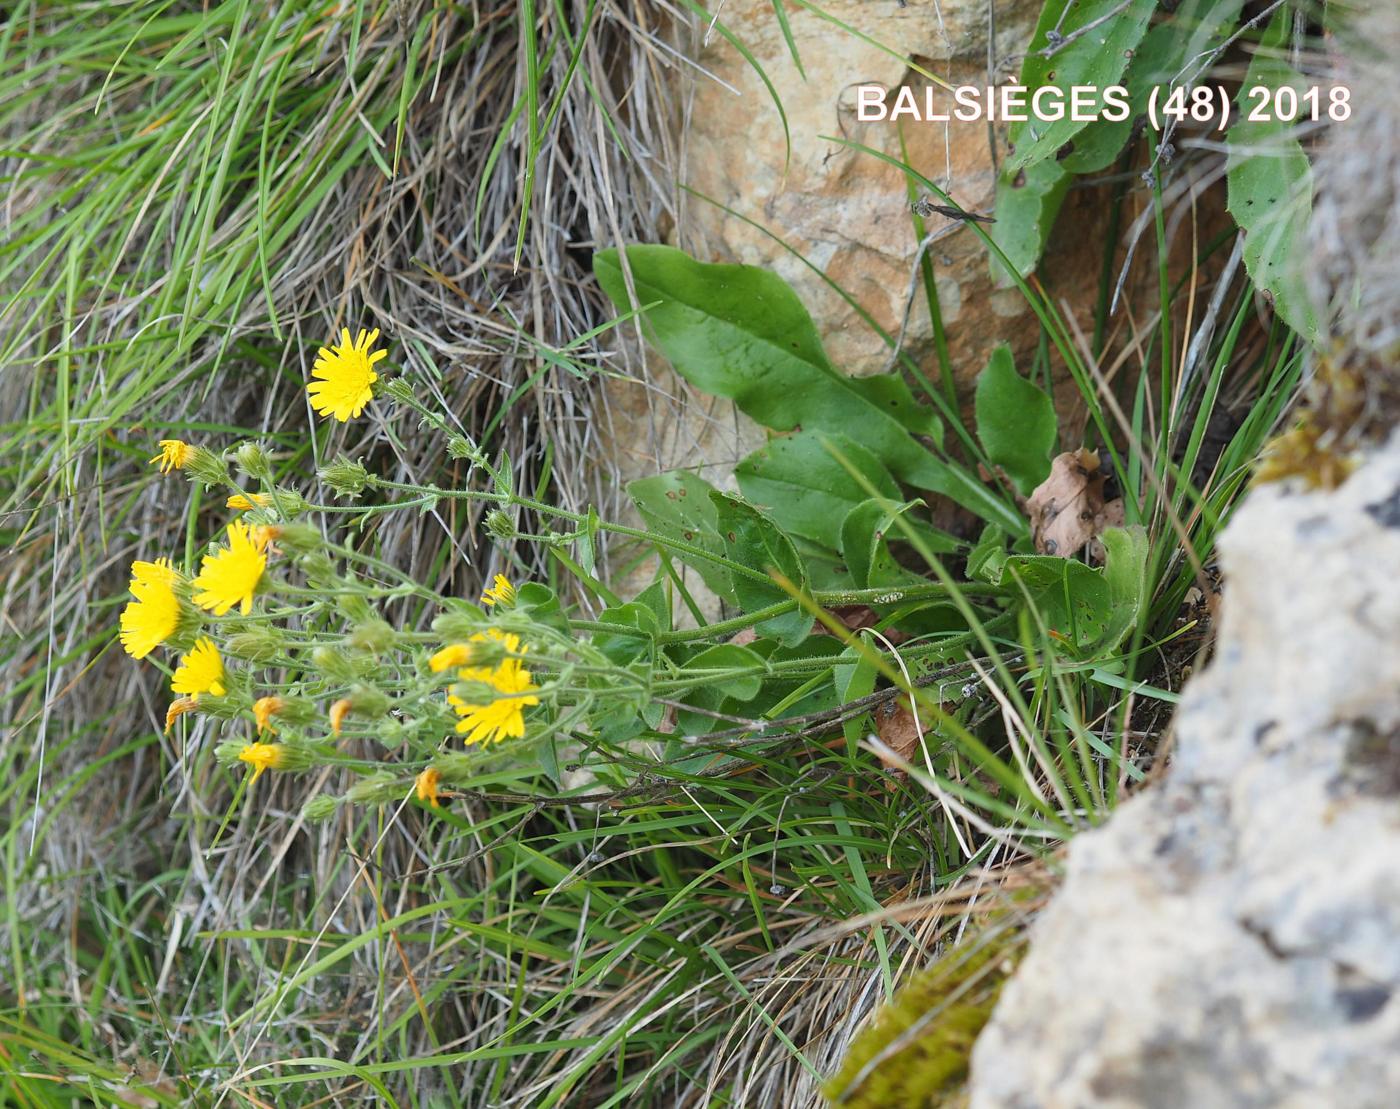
<box><xmin>965</xmin><ymin>429</ymin><xmax>1400</xmax><ymax>1108</ymax></box>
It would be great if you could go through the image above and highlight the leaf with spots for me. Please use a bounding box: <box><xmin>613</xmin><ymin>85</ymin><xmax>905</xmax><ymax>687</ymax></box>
<box><xmin>627</xmin><ymin>470</ymin><xmax>736</xmax><ymax>604</ymax></box>
<box><xmin>999</xmin><ymin>524</ymin><xmax>1148</xmax><ymax>654</ymax></box>
<box><xmin>711</xmin><ymin>490</ymin><xmax>811</xmax><ymax>646</ymax></box>
<box><xmin>1004</xmin><ymin>0</ymin><xmax>1158</xmax><ymax>175</ymax></box>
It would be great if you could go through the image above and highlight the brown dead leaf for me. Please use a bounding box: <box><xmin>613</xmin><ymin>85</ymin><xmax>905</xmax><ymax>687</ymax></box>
<box><xmin>1028</xmin><ymin>449</ymin><xmax>1113</xmax><ymax>559</ymax></box>
<box><xmin>1086</xmin><ymin>497</ymin><xmax>1126</xmax><ymax>563</ymax></box>
<box><xmin>874</xmin><ymin>695</ymin><xmax>927</xmax><ymax>774</ymax></box>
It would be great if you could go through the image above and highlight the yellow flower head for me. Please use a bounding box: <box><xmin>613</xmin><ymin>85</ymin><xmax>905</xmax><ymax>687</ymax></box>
<box><xmin>226</xmin><ymin>492</ymin><xmax>271</xmax><ymax>511</ymax></box>
<box><xmin>119</xmin><ymin>558</ymin><xmax>182</xmax><ymax>659</ymax></box>
<box><xmin>307</xmin><ymin>327</ymin><xmax>386</xmax><ymax>421</ymax></box>
<box><xmin>252</xmin><ymin>695</ymin><xmax>284</xmax><ymax>735</ymax></box>
<box><xmin>238</xmin><ymin>741</ymin><xmax>287</xmax><ymax>784</ymax></box>
<box><xmin>480</xmin><ymin>573</ymin><xmax>516</xmax><ymax>608</ymax></box>
<box><xmin>329</xmin><ymin>698</ymin><xmax>351</xmax><ymax>737</ymax></box>
<box><xmin>164</xmin><ymin>696</ymin><xmax>198</xmax><ymax>734</ymax></box>
<box><xmin>416</xmin><ymin>766</ymin><xmax>444</xmax><ymax>807</ymax></box>
<box><xmin>446</xmin><ymin>629</ymin><xmax>539</xmax><ymax>746</ymax></box>
<box><xmin>150</xmin><ymin>439</ymin><xmax>192</xmax><ymax>474</ymax></box>
<box><xmin>429</xmin><ymin>642</ymin><xmax>477</xmax><ymax>673</ymax></box>
<box><xmin>192</xmin><ymin>521</ymin><xmax>268</xmax><ymax>616</ymax></box>
<box><xmin>171</xmin><ymin>637</ymin><xmax>226</xmax><ymax>698</ymax></box>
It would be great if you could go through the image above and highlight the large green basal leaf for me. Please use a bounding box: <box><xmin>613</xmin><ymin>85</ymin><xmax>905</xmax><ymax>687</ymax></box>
<box><xmin>1000</xmin><ymin>525</ymin><xmax>1148</xmax><ymax>654</ymax></box>
<box><xmin>596</xmin><ymin>244</ymin><xmax>1022</xmax><ymax>531</ymax></box>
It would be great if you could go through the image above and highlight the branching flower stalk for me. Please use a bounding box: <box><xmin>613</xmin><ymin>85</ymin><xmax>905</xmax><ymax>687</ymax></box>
<box><xmin>117</xmin><ymin>333</ymin><xmax>1030</xmax><ymax>828</ymax></box>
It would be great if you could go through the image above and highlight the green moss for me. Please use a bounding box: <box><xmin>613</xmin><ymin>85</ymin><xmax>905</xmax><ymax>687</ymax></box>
<box><xmin>823</xmin><ymin>926</ymin><xmax>1024</xmax><ymax>1108</ymax></box>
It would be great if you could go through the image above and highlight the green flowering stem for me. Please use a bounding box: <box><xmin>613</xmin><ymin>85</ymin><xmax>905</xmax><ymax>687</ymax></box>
<box><xmin>361</xmin><ymin>476</ymin><xmax>776</xmax><ymax>586</ymax></box>
<box><xmin>573</xmin><ymin>584</ymin><xmax>1011</xmax><ymax>645</ymax></box>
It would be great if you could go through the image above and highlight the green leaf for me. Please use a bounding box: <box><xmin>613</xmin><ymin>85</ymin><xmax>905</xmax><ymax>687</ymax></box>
<box><xmin>1005</xmin><ymin>0</ymin><xmax>1158</xmax><ymax>175</ymax></box>
<box><xmin>966</xmin><ymin>524</ymin><xmax>1009</xmax><ymax>585</ymax></box>
<box><xmin>1060</xmin><ymin>0</ymin><xmax>1246</xmax><ymax>174</ymax></box>
<box><xmin>1226</xmin><ymin>12</ymin><xmax>1319</xmax><ymax>343</ymax></box>
<box><xmin>627</xmin><ymin>470</ymin><xmax>736</xmax><ymax>604</ymax></box>
<box><xmin>711</xmin><ymin>491</ymin><xmax>810</xmax><ymax>646</ymax></box>
<box><xmin>596</xmin><ymin>245</ymin><xmax>1021</xmax><ymax>530</ymax></box>
<box><xmin>1097</xmin><ymin>525</ymin><xmax>1149</xmax><ymax>653</ymax></box>
<box><xmin>974</xmin><ymin>343</ymin><xmax>1057</xmax><ymax>496</ymax></box>
<box><xmin>840</xmin><ymin>499</ymin><xmax>927</xmax><ymax>590</ymax></box>
<box><xmin>735</xmin><ymin>430</ymin><xmax>899</xmax><ymax>550</ymax></box>
<box><xmin>680</xmin><ymin>643</ymin><xmax>769</xmax><ymax>702</ymax></box>
<box><xmin>990</xmin><ymin>156</ymin><xmax>1071</xmax><ymax>283</ymax></box>
<box><xmin>999</xmin><ymin>525</ymin><xmax>1148</xmax><ymax>654</ymax></box>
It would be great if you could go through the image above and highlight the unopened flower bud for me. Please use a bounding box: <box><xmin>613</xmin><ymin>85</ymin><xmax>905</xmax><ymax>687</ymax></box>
<box><xmin>340</xmin><ymin>595</ymin><xmax>373</xmax><ymax>624</ymax></box>
<box><xmin>319</xmin><ymin>455</ymin><xmax>369</xmax><ymax>498</ymax></box>
<box><xmin>380</xmin><ymin>378</ymin><xmax>415</xmax><ymax>405</ymax></box>
<box><xmin>446</xmin><ymin>434</ymin><xmax>482</xmax><ymax>461</ymax></box>
<box><xmin>226</xmin><ymin>626</ymin><xmax>284</xmax><ymax>664</ymax></box>
<box><xmin>450</xmin><ymin>678</ymin><xmax>502</xmax><ymax>706</ymax></box>
<box><xmin>346</xmin><ymin>683</ymin><xmax>390</xmax><ymax>718</ymax></box>
<box><xmin>311</xmin><ymin>645</ymin><xmax>359</xmax><ymax>683</ymax></box>
<box><xmin>270</xmin><ymin>522</ymin><xmax>322</xmax><ymax>554</ymax></box>
<box><xmin>301</xmin><ymin>794</ymin><xmax>341</xmax><ymax>823</ymax></box>
<box><xmin>432</xmin><ymin>611</ymin><xmax>484</xmax><ymax>641</ymax></box>
<box><xmin>485</xmin><ymin>510</ymin><xmax>514</xmax><ymax>540</ymax></box>
<box><xmin>235</xmin><ymin>441</ymin><xmax>274</xmax><ymax>482</ymax></box>
<box><xmin>345</xmin><ymin>772</ymin><xmax>402</xmax><ymax>804</ymax></box>
<box><xmin>184</xmin><ymin>446</ymin><xmax>232</xmax><ymax>486</ymax></box>
<box><xmin>348</xmin><ymin>618</ymin><xmax>396</xmax><ymax>654</ymax></box>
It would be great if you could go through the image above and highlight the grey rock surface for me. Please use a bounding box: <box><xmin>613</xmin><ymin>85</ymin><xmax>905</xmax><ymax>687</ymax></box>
<box><xmin>968</xmin><ymin>438</ymin><xmax>1400</xmax><ymax>1109</ymax></box>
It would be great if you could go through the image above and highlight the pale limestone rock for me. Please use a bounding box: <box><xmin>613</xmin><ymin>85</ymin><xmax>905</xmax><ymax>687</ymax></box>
<box><xmin>677</xmin><ymin>0</ymin><xmax>1093</xmax><ymax>384</ymax></box>
<box><xmin>967</xmin><ymin>438</ymin><xmax>1400</xmax><ymax>1108</ymax></box>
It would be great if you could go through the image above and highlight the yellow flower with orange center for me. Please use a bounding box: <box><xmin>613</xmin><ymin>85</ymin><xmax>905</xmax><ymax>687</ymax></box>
<box><xmin>118</xmin><ymin>558</ymin><xmax>182</xmax><ymax>659</ymax></box>
<box><xmin>150</xmin><ymin>439</ymin><xmax>192</xmax><ymax>474</ymax></box>
<box><xmin>307</xmin><ymin>327</ymin><xmax>386</xmax><ymax>421</ymax></box>
<box><xmin>192</xmin><ymin>521</ymin><xmax>268</xmax><ymax>616</ymax></box>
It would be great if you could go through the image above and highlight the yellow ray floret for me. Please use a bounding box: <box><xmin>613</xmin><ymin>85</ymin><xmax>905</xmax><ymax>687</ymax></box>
<box><xmin>480</xmin><ymin>573</ymin><xmax>516</xmax><ymax>608</ymax></box>
<box><xmin>238</xmin><ymin>741</ymin><xmax>287</xmax><ymax>784</ymax></box>
<box><xmin>171</xmin><ymin>637</ymin><xmax>226</xmax><ymax>698</ymax></box>
<box><xmin>119</xmin><ymin>558</ymin><xmax>182</xmax><ymax>659</ymax></box>
<box><xmin>150</xmin><ymin>439</ymin><xmax>192</xmax><ymax>474</ymax></box>
<box><xmin>416</xmin><ymin>767</ymin><xmax>444</xmax><ymax>807</ymax></box>
<box><xmin>307</xmin><ymin>327</ymin><xmax>386</xmax><ymax>421</ymax></box>
<box><xmin>226</xmin><ymin>492</ymin><xmax>271</xmax><ymax>511</ymax></box>
<box><xmin>445</xmin><ymin>629</ymin><xmax>539</xmax><ymax>746</ymax></box>
<box><xmin>192</xmin><ymin>521</ymin><xmax>268</xmax><ymax>616</ymax></box>
<box><xmin>164</xmin><ymin>697</ymin><xmax>198</xmax><ymax>734</ymax></box>
<box><xmin>429</xmin><ymin>642</ymin><xmax>477</xmax><ymax>673</ymax></box>
<box><xmin>253</xmin><ymin>695</ymin><xmax>283</xmax><ymax>735</ymax></box>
